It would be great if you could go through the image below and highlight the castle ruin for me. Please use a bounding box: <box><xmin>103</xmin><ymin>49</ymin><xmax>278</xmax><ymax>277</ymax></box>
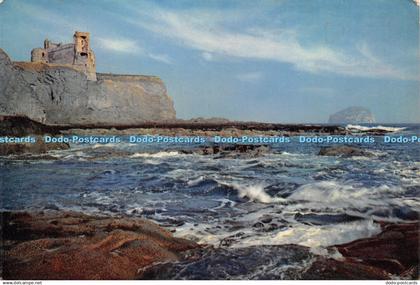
<box><xmin>31</xmin><ymin>31</ymin><xmax>96</xmax><ymax>81</ymax></box>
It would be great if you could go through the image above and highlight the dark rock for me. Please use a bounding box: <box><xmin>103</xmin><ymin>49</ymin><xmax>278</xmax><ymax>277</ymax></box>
<box><xmin>295</xmin><ymin>213</ymin><xmax>363</xmax><ymax>225</ymax></box>
<box><xmin>392</xmin><ymin>207</ymin><xmax>419</xmax><ymax>220</ymax></box>
<box><xmin>0</xmin><ymin>115</ymin><xmax>60</xmax><ymax>136</ymax></box>
<box><xmin>43</xmin><ymin>204</ymin><xmax>60</xmax><ymax>211</ymax></box>
<box><xmin>138</xmin><ymin>245</ymin><xmax>315</xmax><ymax>280</ymax></box>
<box><xmin>0</xmin><ymin>135</ymin><xmax>69</xmax><ymax>155</ymax></box>
<box><xmin>318</xmin><ymin>145</ymin><xmax>372</xmax><ymax>157</ymax></box>
<box><xmin>260</xmin><ymin>216</ymin><xmax>273</xmax><ymax>224</ymax></box>
<box><xmin>302</xmin><ymin>258</ymin><xmax>389</xmax><ymax>279</ymax></box>
<box><xmin>192</xmin><ymin>144</ymin><xmax>271</xmax><ymax>158</ymax></box>
<box><xmin>252</xmin><ymin>222</ymin><xmax>265</xmax><ymax>228</ymax></box>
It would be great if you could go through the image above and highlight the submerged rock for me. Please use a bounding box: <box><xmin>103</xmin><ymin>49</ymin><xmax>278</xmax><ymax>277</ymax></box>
<box><xmin>182</xmin><ymin>144</ymin><xmax>272</xmax><ymax>158</ymax></box>
<box><xmin>138</xmin><ymin>245</ymin><xmax>315</xmax><ymax>280</ymax></box>
<box><xmin>294</xmin><ymin>213</ymin><xmax>363</xmax><ymax>225</ymax></box>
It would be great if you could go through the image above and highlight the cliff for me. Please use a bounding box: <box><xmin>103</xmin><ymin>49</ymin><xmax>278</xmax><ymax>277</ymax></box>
<box><xmin>328</xmin><ymin>106</ymin><xmax>375</xmax><ymax>124</ymax></box>
<box><xmin>0</xmin><ymin>49</ymin><xmax>176</xmax><ymax>125</ymax></box>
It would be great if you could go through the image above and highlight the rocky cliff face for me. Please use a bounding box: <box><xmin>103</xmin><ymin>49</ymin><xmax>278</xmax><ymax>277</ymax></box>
<box><xmin>0</xmin><ymin>49</ymin><xmax>176</xmax><ymax>125</ymax></box>
<box><xmin>328</xmin><ymin>106</ymin><xmax>375</xmax><ymax>124</ymax></box>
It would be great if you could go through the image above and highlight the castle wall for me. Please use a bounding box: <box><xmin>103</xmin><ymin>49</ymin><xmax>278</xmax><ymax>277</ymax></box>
<box><xmin>96</xmin><ymin>73</ymin><xmax>162</xmax><ymax>83</ymax></box>
<box><xmin>46</xmin><ymin>44</ymin><xmax>75</xmax><ymax>65</ymax></box>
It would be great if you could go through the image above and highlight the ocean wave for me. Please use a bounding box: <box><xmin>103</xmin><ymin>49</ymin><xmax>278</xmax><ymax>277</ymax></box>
<box><xmin>130</xmin><ymin>151</ymin><xmax>180</xmax><ymax>158</ymax></box>
<box><xmin>92</xmin><ymin>143</ymin><xmax>121</xmax><ymax>149</ymax></box>
<box><xmin>187</xmin><ymin>176</ymin><xmax>206</xmax><ymax>186</ymax></box>
<box><xmin>288</xmin><ymin>181</ymin><xmax>403</xmax><ymax>209</ymax></box>
<box><xmin>270</xmin><ymin>219</ymin><xmax>381</xmax><ymax>248</ymax></box>
<box><xmin>217</xmin><ymin>181</ymin><xmax>286</xmax><ymax>204</ymax></box>
<box><xmin>346</xmin><ymin>124</ymin><xmax>406</xmax><ymax>132</ymax></box>
<box><xmin>174</xmin><ymin>218</ymin><xmax>381</xmax><ymax>249</ymax></box>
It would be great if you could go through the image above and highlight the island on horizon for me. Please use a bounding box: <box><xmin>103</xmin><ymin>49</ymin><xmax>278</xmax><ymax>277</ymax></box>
<box><xmin>0</xmin><ymin>0</ymin><xmax>418</xmax><ymax>282</ymax></box>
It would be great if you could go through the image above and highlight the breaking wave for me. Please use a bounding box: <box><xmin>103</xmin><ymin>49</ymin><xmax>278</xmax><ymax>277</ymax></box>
<box><xmin>130</xmin><ymin>151</ymin><xmax>180</xmax><ymax>158</ymax></box>
<box><xmin>346</xmin><ymin>124</ymin><xmax>406</xmax><ymax>132</ymax></box>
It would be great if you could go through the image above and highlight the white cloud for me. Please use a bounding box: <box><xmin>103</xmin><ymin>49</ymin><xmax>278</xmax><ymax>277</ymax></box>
<box><xmin>236</xmin><ymin>72</ymin><xmax>263</xmax><ymax>83</ymax></box>
<box><xmin>15</xmin><ymin>1</ymin><xmax>417</xmax><ymax>80</ymax></box>
<box><xmin>90</xmin><ymin>37</ymin><xmax>173</xmax><ymax>64</ymax></box>
<box><xmin>147</xmin><ymin>52</ymin><xmax>173</xmax><ymax>64</ymax></box>
<box><xmin>97</xmin><ymin>37</ymin><xmax>142</xmax><ymax>54</ymax></box>
<box><xmin>127</xmin><ymin>6</ymin><xmax>416</xmax><ymax>81</ymax></box>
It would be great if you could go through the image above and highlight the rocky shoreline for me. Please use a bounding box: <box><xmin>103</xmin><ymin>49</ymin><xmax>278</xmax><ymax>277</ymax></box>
<box><xmin>1</xmin><ymin>116</ymin><xmax>417</xmax><ymax>280</ymax></box>
<box><xmin>0</xmin><ymin>115</ymin><xmax>399</xmax><ymax>157</ymax></box>
<box><xmin>1</xmin><ymin>211</ymin><xmax>418</xmax><ymax>280</ymax></box>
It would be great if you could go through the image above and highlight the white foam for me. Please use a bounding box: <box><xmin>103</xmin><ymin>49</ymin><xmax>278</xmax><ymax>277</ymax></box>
<box><xmin>130</xmin><ymin>151</ymin><xmax>180</xmax><ymax>158</ymax></box>
<box><xmin>287</xmin><ymin>181</ymin><xmax>402</xmax><ymax>209</ymax></box>
<box><xmin>271</xmin><ymin>219</ymin><xmax>381</xmax><ymax>248</ymax></box>
<box><xmin>280</xmin><ymin>152</ymin><xmax>303</xmax><ymax>157</ymax></box>
<box><xmin>187</xmin><ymin>176</ymin><xmax>206</xmax><ymax>186</ymax></box>
<box><xmin>174</xmin><ymin>219</ymin><xmax>381</xmax><ymax>249</ymax></box>
<box><xmin>92</xmin><ymin>143</ymin><xmax>120</xmax><ymax>149</ymax></box>
<box><xmin>346</xmin><ymin>124</ymin><xmax>406</xmax><ymax>132</ymax></box>
<box><xmin>222</xmin><ymin>182</ymin><xmax>286</xmax><ymax>204</ymax></box>
<box><xmin>211</xmin><ymin>198</ymin><xmax>237</xmax><ymax>210</ymax></box>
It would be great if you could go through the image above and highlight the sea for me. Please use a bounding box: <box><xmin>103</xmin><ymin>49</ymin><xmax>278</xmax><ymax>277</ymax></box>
<box><xmin>1</xmin><ymin>124</ymin><xmax>419</xmax><ymax>252</ymax></box>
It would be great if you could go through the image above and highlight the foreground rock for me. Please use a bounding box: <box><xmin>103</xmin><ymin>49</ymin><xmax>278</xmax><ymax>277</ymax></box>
<box><xmin>328</xmin><ymin>106</ymin><xmax>375</xmax><ymax>124</ymax></box>
<box><xmin>332</xmin><ymin>222</ymin><xmax>419</xmax><ymax>278</ymax></box>
<box><xmin>303</xmin><ymin>222</ymin><xmax>419</xmax><ymax>279</ymax></box>
<box><xmin>318</xmin><ymin>145</ymin><xmax>373</xmax><ymax>157</ymax></box>
<box><xmin>2</xmin><ymin>211</ymin><xmax>417</xmax><ymax>280</ymax></box>
<box><xmin>0</xmin><ymin>48</ymin><xmax>175</xmax><ymax>125</ymax></box>
<box><xmin>2</xmin><ymin>211</ymin><xmax>198</xmax><ymax>280</ymax></box>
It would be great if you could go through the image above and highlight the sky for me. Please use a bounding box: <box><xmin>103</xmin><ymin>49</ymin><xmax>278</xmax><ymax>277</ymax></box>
<box><xmin>0</xmin><ymin>0</ymin><xmax>419</xmax><ymax>123</ymax></box>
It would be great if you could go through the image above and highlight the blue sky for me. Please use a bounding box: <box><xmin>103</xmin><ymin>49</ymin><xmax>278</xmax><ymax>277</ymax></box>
<box><xmin>0</xmin><ymin>0</ymin><xmax>419</xmax><ymax>123</ymax></box>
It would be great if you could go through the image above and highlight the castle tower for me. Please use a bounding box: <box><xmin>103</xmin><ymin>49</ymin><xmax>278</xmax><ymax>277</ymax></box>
<box><xmin>73</xmin><ymin>31</ymin><xmax>90</xmax><ymax>61</ymax></box>
<box><xmin>31</xmin><ymin>48</ymin><xmax>48</xmax><ymax>63</ymax></box>
<box><xmin>73</xmin><ymin>31</ymin><xmax>96</xmax><ymax>81</ymax></box>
